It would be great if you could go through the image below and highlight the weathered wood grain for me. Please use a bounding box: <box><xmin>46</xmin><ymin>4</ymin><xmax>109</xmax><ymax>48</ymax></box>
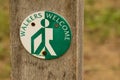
<box><xmin>10</xmin><ymin>0</ymin><xmax>83</xmax><ymax>80</ymax></box>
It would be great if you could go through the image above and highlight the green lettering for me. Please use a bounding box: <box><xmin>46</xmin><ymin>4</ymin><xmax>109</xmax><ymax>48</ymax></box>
<box><xmin>21</xmin><ymin>26</ymin><xmax>27</xmax><ymax>31</ymax></box>
<box><xmin>30</xmin><ymin>16</ymin><xmax>34</xmax><ymax>21</ymax></box>
<box><xmin>38</xmin><ymin>13</ymin><xmax>42</xmax><ymax>18</ymax></box>
<box><xmin>20</xmin><ymin>31</ymin><xmax>25</xmax><ymax>37</ymax></box>
<box><xmin>26</xmin><ymin>18</ymin><xmax>32</xmax><ymax>23</ymax></box>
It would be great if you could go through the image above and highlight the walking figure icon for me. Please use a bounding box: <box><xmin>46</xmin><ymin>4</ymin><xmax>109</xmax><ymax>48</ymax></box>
<box><xmin>20</xmin><ymin>11</ymin><xmax>72</xmax><ymax>60</ymax></box>
<box><xmin>31</xmin><ymin>19</ymin><xmax>57</xmax><ymax>56</ymax></box>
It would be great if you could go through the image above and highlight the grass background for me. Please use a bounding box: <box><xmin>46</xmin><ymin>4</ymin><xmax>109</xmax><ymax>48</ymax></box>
<box><xmin>0</xmin><ymin>0</ymin><xmax>10</xmax><ymax>80</ymax></box>
<box><xmin>0</xmin><ymin>0</ymin><xmax>120</xmax><ymax>80</ymax></box>
<box><xmin>84</xmin><ymin>0</ymin><xmax>120</xmax><ymax>80</ymax></box>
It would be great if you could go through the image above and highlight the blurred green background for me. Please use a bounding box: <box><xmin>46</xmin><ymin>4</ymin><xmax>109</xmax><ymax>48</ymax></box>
<box><xmin>0</xmin><ymin>0</ymin><xmax>120</xmax><ymax>80</ymax></box>
<box><xmin>84</xmin><ymin>0</ymin><xmax>120</xmax><ymax>80</ymax></box>
<box><xmin>0</xmin><ymin>0</ymin><xmax>10</xmax><ymax>80</ymax></box>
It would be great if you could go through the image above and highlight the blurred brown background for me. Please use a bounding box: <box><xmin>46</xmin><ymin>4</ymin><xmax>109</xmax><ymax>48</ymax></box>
<box><xmin>84</xmin><ymin>0</ymin><xmax>120</xmax><ymax>80</ymax></box>
<box><xmin>0</xmin><ymin>0</ymin><xmax>10</xmax><ymax>80</ymax></box>
<box><xmin>0</xmin><ymin>0</ymin><xmax>120</xmax><ymax>80</ymax></box>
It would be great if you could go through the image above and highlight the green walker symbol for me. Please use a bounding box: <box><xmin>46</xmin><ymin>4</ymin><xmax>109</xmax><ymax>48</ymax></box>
<box><xmin>31</xmin><ymin>19</ymin><xmax>57</xmax><ymax>56</ymax></box>
<box><xmin>20</xmin><ymin>11</ymin><xmax>72</xmax><ymax>60</ymax></box>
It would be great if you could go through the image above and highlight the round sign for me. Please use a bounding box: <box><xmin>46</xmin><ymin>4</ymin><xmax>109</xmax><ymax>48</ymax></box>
<box><xmin>20</xmin><ymin>11</ymin><xmax>72</xmax><ymax>60</ymax></box>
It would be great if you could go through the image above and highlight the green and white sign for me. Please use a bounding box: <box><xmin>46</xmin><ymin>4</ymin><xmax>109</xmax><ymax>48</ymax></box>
<box><xmin>20</xmin><ymin>11</ymin><xmax>72</xmax><ymax>60</ymax></box>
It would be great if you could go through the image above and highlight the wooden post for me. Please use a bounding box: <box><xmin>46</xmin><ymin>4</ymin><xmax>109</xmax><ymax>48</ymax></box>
<box><xmin>10</xmin><ymin>0</ymin><xmax>83</xmax><ymax>80</ymax></box>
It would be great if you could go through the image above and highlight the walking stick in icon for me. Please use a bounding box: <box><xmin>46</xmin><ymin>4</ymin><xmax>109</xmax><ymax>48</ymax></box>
<box><xmin>31</xmin><ymin>19</ymin><xmax>57</xmax><ymax>56</ymax></box>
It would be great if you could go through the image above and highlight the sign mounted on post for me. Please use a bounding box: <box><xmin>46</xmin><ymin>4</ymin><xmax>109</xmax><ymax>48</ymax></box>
<box><xmin>20</xmin><ymin>11</ymin><xmax>72</xmax><ymax>60</ymax></box>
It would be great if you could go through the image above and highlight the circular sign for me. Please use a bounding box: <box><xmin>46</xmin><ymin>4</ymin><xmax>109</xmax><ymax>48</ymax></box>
<box><xmin>20</xmin><ymin>11</ymin><xmax>72</xmax><ymax>60</ymax></box>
